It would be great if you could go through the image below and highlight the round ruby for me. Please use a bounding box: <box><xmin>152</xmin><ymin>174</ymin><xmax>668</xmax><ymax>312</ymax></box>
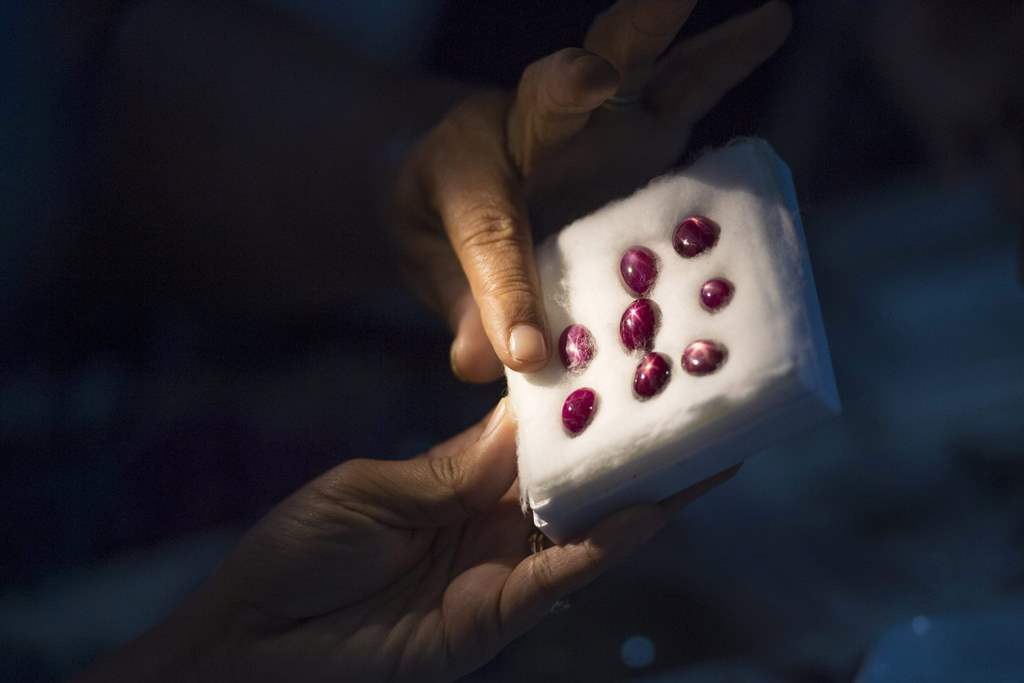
<box><xmin>620</xmin><ymin>246</ymin><xmax>659</xmax><ymax>296</ymax></box>
<box><xmin>672</xmin><ymin>215</ymin><xmax>720</xmax><ymax>258</ymax></box>
<box><xmin>700</xmin><ymin>278</ymin><xmax>734</xmax><ymax>311</ymax></box>
<box><xmin>682</xmin><ymin>340</ymin><xmax>727</xmax><ymax>376</ymax></box>
<box><xmin>561</xmin><ymin>387</ymin><xmax>597</xmax><ymax>435</ymax></box>
<box><xmin>558</xmin><ymin>324</ymin><xmax>595</xmax><ymax>373</ymax></box>
<box><xmin>619</xmin><ymin>298</ymin><xmax>659</xmax><ymax>351</ymax></box>
<box><xmin>633</xmin><ymin>352</ymin><xmax>671</xmax><ymax>399</ymax></box>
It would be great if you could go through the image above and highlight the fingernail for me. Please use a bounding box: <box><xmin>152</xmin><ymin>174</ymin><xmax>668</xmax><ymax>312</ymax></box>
<box><xmin>509</xmin><ymin>324</ymin><xmax>548</xmax><ymax>365</ymax></box>
<box><xmin>480</xmin><ymin>398</ymin><xmax>507</xmax><ymax>440</ymax></box>
<box><xmin>570</xmin><ymin>52</ymin><xmax>620</xmax><ymax>90</ymax></box>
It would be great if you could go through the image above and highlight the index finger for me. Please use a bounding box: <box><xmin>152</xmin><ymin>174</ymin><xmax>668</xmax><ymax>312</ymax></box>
<box><xmin>584</xmin><ymin>0</ymin><xmax>699</xmax><ymax>95</ymax></box>
<box><xmin>427</xmin><ymin>92</ymin><xmax>551</xmax><ymax>373</ymax></box>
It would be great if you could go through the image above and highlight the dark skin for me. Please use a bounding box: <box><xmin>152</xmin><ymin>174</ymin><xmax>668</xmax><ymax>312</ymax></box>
<box><xmin>395</xmin><ymin>0</ymin><xmax>793</xmax><ymax>381</ymax></box>
<box><xmin>74</xmin><ymin>1</ymin><xmax>790</xmax><ymax>680</ymax></box>
<box><xmin>74</xmin><ymin>401</ymin><xmax>739</xmax><ymax>682</ymax></box>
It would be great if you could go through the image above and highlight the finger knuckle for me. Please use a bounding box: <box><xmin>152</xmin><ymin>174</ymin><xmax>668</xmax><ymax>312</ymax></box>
<box><xmin>319</xmin><ymin>458</ymin><xmax>369</xmax><ymax>493</ymax></box>
<box><xmin>307</xmin><ymin>458</ymin><xmax>373</xmax><ymax>514</ymax></box>
<box><xmin>427</xmin><ymin>455</ymin><xmax>475</xmax><ymax>517</ymax></box>
<box><xmin>428</xmin><ymin>452</ymin><xmax>462</xmax><ymax>490</ymax></box>
<box><xmin>478</xmin><ymin>265</ymin><xmax>535</xmax><ymax>303</ymax></box>
<box><xmin>456</xmin><ymin>205</ymin><xmax>526</xmax><ymax>255</ymax></box>
<box><xmin>482</xmin><ymin>289</ymin><xmax>540</xmax><ymax>328</ymax></box>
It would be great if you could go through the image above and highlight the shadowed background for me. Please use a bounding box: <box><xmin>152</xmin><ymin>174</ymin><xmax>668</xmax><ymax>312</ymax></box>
<box><xmin>2</xmin><ymin>1</ymin><xmax>1022</xmax><ymax>681</ymax></box>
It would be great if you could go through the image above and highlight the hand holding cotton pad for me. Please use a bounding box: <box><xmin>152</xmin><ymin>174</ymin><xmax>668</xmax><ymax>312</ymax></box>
<box><xmin>506</xmin><ymin>139</ymin><xmax>840</xmax><ymax>543</ymax></box>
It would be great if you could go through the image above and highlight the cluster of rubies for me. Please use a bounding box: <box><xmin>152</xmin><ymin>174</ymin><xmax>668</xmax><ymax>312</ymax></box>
<box><xmin>559</xmin><ymin>216</ymin><xmax>734</xmax><ymax>436</ymax></box>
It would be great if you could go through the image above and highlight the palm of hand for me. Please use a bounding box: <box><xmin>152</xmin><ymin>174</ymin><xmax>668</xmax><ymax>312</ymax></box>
<box><xmin>192</xmin><ymin>409</ymin><xmax>731</xmax><ymax>683</ymax></box>
<box><xmin>236</xmin><ymin>490</ymin><xmax>528</xmax><ymax>682</ymax></box>
<box><xmin>194</xmin><ymin>409</ymin><xmax>632</xmax><ymax>683</ymax></box>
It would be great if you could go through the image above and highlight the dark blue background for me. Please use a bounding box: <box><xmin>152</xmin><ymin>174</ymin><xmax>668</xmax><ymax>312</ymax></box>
<box><xmin>2</xmin><ymin>1</ymin><xmax>1022</xmax><ymax>681</ymax></box>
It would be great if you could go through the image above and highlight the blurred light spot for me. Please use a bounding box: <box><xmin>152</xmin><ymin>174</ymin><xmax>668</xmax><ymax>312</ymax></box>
<box><xmin>911</xmin><ymin>615</ymin><xmax>931</xmax><ymax>636</ymax></box>
<box><xmin>620</xmin><ymin>635</ymin><xmax>655</xmax><ymax>669</ymax></box>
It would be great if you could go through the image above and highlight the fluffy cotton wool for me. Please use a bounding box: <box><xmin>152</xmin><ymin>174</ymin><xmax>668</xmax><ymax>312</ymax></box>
<box><xmin>506</xmin><ymin>139</ymin><xmax>840</xmax><ymax>543</ymax></box>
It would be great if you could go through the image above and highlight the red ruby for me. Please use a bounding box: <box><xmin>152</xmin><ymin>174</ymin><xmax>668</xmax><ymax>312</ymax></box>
<box><xmin>620</xmin><ymin>246</ymin><xmax>659</xmax><ymax>296</ymax></box>
<box><xmin>682</xmin><ymin>340</ymin><xmax>727</xmax><ymax>376</ymax></box>
<box><xmin>562</xmin><ymin>387</ymin><xmax>597</xmax><ymax>435</ymax></box>
<box><xmin>558</xmin><ymin>324</ymin><xmax>595</xmax><ymax>373</ymax></box>
<box><xmin>700</xmin><ymin>278</ymin><xmax>734</xmax><ymax>312</ymax></box>
<box><xmin>673</xmin><ymin>215</ymin><xmax>720</xmax><ymax>258</ymax></box>
<box><xmin>633</xmin><ymin>352</ymin><xmax>671</xmax><ymax>399</ymax></box>
<box><xmin>620</xmin><ymin>298</ymin><xmax>659</xmax><ymax>351</ymax></box>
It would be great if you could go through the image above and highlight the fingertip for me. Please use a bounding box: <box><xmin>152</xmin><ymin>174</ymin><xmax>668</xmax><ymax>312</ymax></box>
<box><xmin>560</xmin><ymin>49</ymin><xmax>621</xmax><ymax>104</ymax></box>
<box><xmin>506</xmin><ymin>323</ymin><xmax>550</xmax><ymax>372</ymax></box>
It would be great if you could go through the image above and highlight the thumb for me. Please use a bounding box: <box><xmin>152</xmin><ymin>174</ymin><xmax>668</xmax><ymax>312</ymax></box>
<box><xmin>430</xmin><ymin>93</ymin><xmax>551</xmax><ymax>373</ymax></box>
<box><xmin>333</xmin><ymin>399</ymin><xmax>518</xmax><ymax>528</ymax></box>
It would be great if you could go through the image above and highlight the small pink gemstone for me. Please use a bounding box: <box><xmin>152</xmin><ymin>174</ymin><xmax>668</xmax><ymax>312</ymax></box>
<box><xmin>620</xmin><ymin>246</ymin><xmax>659</xmax><ymax>295</ymax></box>
<box><xmin>672</xmin><ymin>215</ymin><xmax>720</xmax><ymax>258</ymax></box>
<box><xmin>700</xmin><ymin>278</ymin><xmax>734</xmax><ymax>312</ymax></box>
<box><xmin>558</xmin><ymin>324</ymin><xmax>595</xmax><ymax>373</ymax></box>
<box><xmin>682</xmin><ymin>340</ymin><xmax>727</xmax><ymax>376</ymax></box>
<box><xmin>633</xmin><ymin>352</ymin><xmax>671</xmax><ymax>399</ymax></box>
<box><xmin>619</xmin><ymin>298</ymin><xmax>659</xmax><ymax>351</ymax></box>
<box><xmin>562</xmin><ymin>387</ymin><xmax>597</xmax><ymax>435</ymax></box>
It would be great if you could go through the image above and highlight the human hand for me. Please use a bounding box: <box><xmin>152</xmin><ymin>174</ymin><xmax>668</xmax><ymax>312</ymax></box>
<box><xmin>76</xmin><ymin>401</ymin><xmax>737</xmax><ymax>683</ymax></box>
<box><xmin>393</xmin><ymin>0</ymin><xmax>792</xmax><ymax>382</ymax></box>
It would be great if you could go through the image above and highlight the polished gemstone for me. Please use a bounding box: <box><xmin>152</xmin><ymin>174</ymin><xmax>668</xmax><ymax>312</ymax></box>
<box><xmin>700</xmin><ymin>278</ymin><xmax>734</xmax><ymax>311</ymax></box>
<box><xmin>633</xmin><ymin>352</ymin><xmax>671</xmax><ymax>399</ymax></box>
<box><xmin>561</xmin><ymin>387</ymin><xmax>597</xmax><ymax>435</ymax></box>
<box><xmin>682</xmin><ymin>340</ymin><xmax>727</xmax><ymax>376</ymax></box>
<box><xmin>558</xmin><ymin>324</ymin><xmax>595</xmax><ymax>373</ymax></box>
<box><xmin>620</xmin><ymin>246</ymin><xmax>659</xmax><ymax>295</ymax></box>
<box><xmin>619</xmin><ymin>298</ymin><xmax>659</xmax><ymax>351</ymax></box>
<box><xmin>672</xmin><ymin>215</ymin><xmax>720</xmax><ymax>257</ymax></box>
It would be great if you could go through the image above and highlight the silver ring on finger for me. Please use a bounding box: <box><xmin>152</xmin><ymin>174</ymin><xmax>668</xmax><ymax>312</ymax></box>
<box><xmin>601</xmin><ymin>91</ymin><xmax>643</xmax><ymax>111</ymax></box>
<box><xmin>528</xmin><ymin>527</ymin><xmax>553</xmax><ymax>555</ymax></box>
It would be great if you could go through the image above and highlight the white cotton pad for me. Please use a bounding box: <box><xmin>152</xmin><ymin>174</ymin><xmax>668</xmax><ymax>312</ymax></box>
<box><xmin>506</xmin><ymin>139</ymin><xmax>840</xmax><ymax>543</ymax></box>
